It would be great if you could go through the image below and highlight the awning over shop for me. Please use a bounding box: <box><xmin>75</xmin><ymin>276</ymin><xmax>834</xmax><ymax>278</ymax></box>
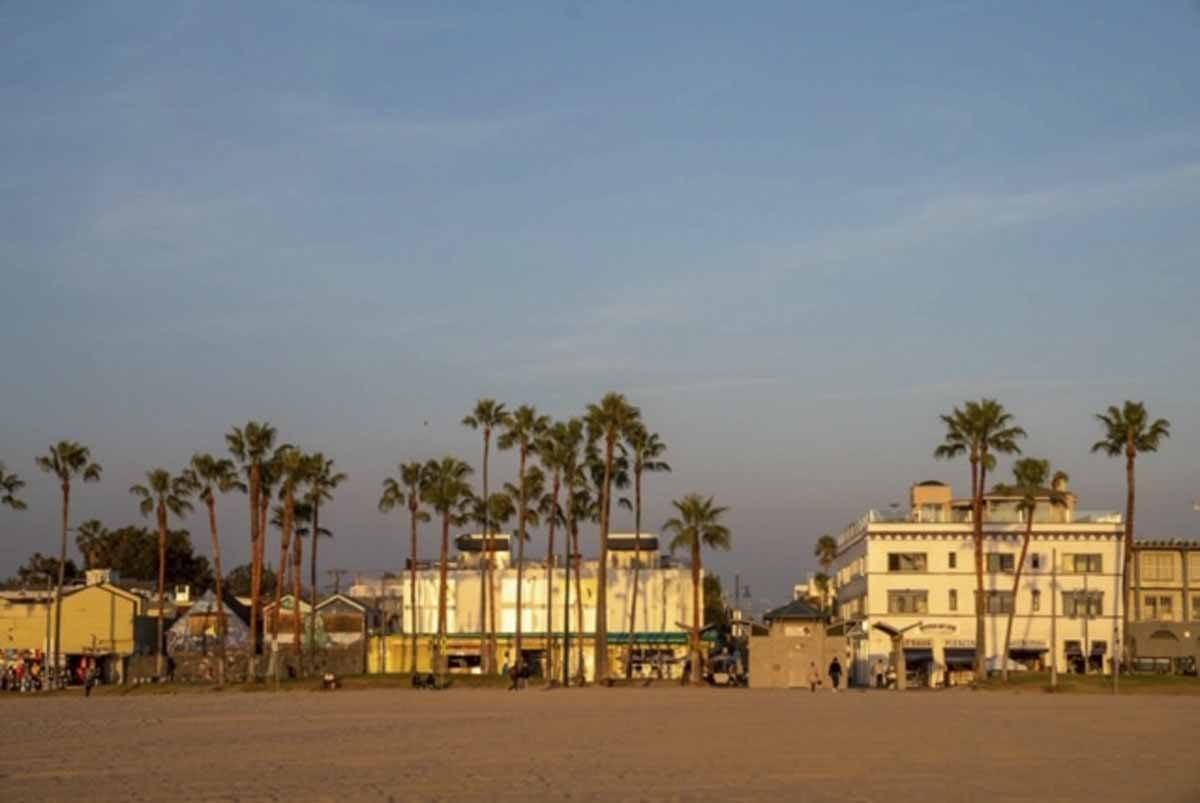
<box><xmin>902</xmin><ymin>648</ymin><xmax>933</xmax><ymax>664</ymax></box>
<box><xmin>944</xmin><ymin>648</ymin><xmax>976</xmax><ymax>668</ymax></box>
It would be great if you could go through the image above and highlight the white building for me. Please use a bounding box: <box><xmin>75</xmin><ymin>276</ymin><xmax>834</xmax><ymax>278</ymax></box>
<box><xmin>348</xmin><ymin>532</ymin><xmax>698</xmax><ymax>679</ymax></box>
<box><xmin>831</xmin><ymin>478</ymin><xmax>1125</xmax><ymax>686</ymax></box>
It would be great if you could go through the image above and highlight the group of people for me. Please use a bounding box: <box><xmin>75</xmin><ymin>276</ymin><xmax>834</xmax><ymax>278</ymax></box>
<box><xmin>807</xmin><ymin>657</ymin><xmax>900</xmax><ymax>692</ymax></box>
<box><xmin>1</xmin><ymin>655</ymin><xmax>100</xmax><ymax>694</ymax></box>
<box><xmin>1</xmin><ymin>656</ymin><xmax>46</xmax><ymax>692</ymax></box>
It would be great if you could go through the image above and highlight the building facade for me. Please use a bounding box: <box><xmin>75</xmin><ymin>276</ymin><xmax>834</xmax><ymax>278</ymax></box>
<box><xmin>1127</xmin><ymin>540</ymin><xmax>1200</xmax><ymax>674</ymax></box>
<box><xmin>349</xmin><ymin>532</ymin><xmax>699</xmax><ymax>680</ymax></box>
<box><xmin>749</xmin><ymin>599</ymin><xmax>842</xmax><ymax>689</ymax></box>
<box><xmin>832</xmin><ymin>480</ymin><xmax>1125</xmax><ymax>686</ymax></box>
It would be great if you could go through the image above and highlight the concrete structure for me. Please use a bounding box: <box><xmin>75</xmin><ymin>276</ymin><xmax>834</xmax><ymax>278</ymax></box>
<box><xmin>749</xmin><ymin>599</ymin><xmax>842</xmax><ymax>688</ymax></box>
<box><xmin>1127</xmin><ymin>539</ymin><xmax>1200</xmax><ymax>674</ymax></box>
<box><xmin>831</xmin><ymin>479</ymin><xmax>1125</xmax><ymax>686</ymax></box>
<box><xmin>349</xmin><ymin>531</ymin><xmax>698</xmax><ymax>680</ymax></box>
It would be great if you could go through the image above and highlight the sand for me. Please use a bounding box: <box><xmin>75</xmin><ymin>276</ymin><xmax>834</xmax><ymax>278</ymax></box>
<box><xmin>1</xmin><ymin>686</ymin><xmax>1196</xmax><ymax>802</ymax></box>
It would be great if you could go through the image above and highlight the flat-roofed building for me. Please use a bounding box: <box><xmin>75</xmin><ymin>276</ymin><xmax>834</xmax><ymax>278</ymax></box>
<box><xmin>1128</xmin><ymin>539</ymin><xmax>1200</xmax><ymax>674</ymax></box>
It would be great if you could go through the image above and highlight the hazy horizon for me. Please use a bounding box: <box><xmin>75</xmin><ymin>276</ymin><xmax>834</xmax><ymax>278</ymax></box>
<box><xmin>3</xmin><ymin>2</ymin><xmax>1198</xmax><ymax>611</ymax></box>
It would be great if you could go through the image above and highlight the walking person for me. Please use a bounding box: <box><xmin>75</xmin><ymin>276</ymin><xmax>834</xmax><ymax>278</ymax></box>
<box><xmin>874</xmin><ymin>658</ymin><xmax>885</xmax><ymax>689</ymax></box>
<box><xmin>828</xmin><ymin>656</ymin><xmax>842</xmax><ymax>692</ymax></box>
<box><xmin>807</xmin><ymin>661</ymin><xmax>821</xmax><ymax>693</ymax></box>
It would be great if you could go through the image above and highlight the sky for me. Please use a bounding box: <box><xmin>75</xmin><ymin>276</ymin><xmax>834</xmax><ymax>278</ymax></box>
<box><xmin>2</xmin><ymin>1</ymin><xmax>1199</xmax><ymax>614</ymax></box>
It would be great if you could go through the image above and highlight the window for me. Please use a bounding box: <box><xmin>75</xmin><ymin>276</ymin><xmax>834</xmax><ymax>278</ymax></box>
<box><xmin>1030</xmin><ymin>553</ymin><xmax>1042</xmax><ymax>571</ymax></box>
<box><xmin>887</xmin><ymin>553</ymin><xmax>927</xmax><ymax>572</ymax></box>
<box><xmin>984</xmin><ymin>590</ymin><xmax>1014</xmax><ymax>614</ymax></box>
<box><xmin>1144</xmin><ymin>595</ymin><xmax>1174</xmax><ymax>622</ymax></box>
<box><xmin>1193</xmin><ymin>596</ymin><xmax>1200</xmax><ymax>621</ymax></box>
<box><xmin>887</xmin><ymin>590</ymin><xmax>928</xmax><ymax>614</ymax></box>
<box><xmin>1140</xmin><ymin>553</ymin><xmax>1175</xmax><ymax>582</ymax></box>
<box><xmin>1031</xmin><ymin>589</ymin><xmax>1041</xmax><ymax>612</ymax></box>
<box><xmin>948</xmin><ymin>589</ymin><xmax>958</xmax><ymax>611</ymax></box>
<box><xmin>1063</xmin><ymin>591</ymin><xmax>1103</xmax><ymax>618</ymax></box>
<box><xmin>986</xmin><ymin>554</ymin><xmax>1015</xmax><ymax>573</ymax></box>
<box><xmin>948</xmin><ymin>553</ymin><xmax>957</xmax><ymax>569</ymax></box>
<box><xmin>1069</xmin><ymin>554</ymin><xmax>1103</xmax><ymax>574</ymax></box>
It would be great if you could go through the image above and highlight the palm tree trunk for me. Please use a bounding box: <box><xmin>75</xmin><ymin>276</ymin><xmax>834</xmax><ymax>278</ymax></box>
<box><xmin>247</xmin><ymin>465</ymin><xmax>260</xmax><ymax>680</ymax></box>
<box><xmin>691</xmin><ymin>541</ymin><xmax>702</xmax><ymax>686</ymax></box>
<box><xmin>52</xmin><ymin>480</ymin><xmax>70</xmax><ymax>687</ymax></box>
<box><xmin>292</xmin><ymin>528</ymin><xmax>303</xmax><ymax>672</ymax></box>
<box><xmin>271</xmin><ymin>495</ymin><xmax>292</xmax><ymax>688</ymax></box>
<box><xmin>206</xmin><ymin>497</ymin><xmax>228</xmax><ymax>687</ymax></box>
<box><xmin>626</xmin><ymin>467</ymin><xmax>643</xmax><ymax>681</ymax></box>
<box><xmin>572</xmin><ymin>519</ymin><xmax>584</xmax><ymax>683</ymax></box>
<box><xmin>309</xmin><ymin>501</ymin><xmax>319</xmax><ymax>665</ymax></box>
<box><xmin>1002</xmin><ymin>506</ymin><xmax>1035</xmax><ymax>683</ymax></box>
<box><xmin>479</xmin><ymin>430</ymin><xmax>492</xmax><ymax>672</ymax></box>
<box><xmin>409</xmin><ymin>507</ymin><xmax>419</xmax><ymax>674</ymax></box>
<box><xmin>515</xmin><ymin>446</ymin><xmax>527</xmax><ymax>677</ymax></box>
<box><xmin>437</xmin><ymin>512</ymin><xmax>450</xmax><ymax>684</ymax></box>
<box><xmin>972</xmin><ymin>455</ymin><xmax>986</xmax><ymax>677</ymax></box>
<box><xmin>545</xmin><ymin>470</ymin><xmax>560</xmax><ymax>684</ymax></box>
<box><xmin>156</xmin><ymin>503</ymin><xmax>168</xmax><ymax>678</ymax></box>
<box><xmin>1123</xmin><ymin>446</ymin><xmax>1135</xmax><ymax>674</ymax></box>
<box><xmin>595</xmin><ymin>435</ymin><xmax>614</xmax><ymax>681</ymax></box>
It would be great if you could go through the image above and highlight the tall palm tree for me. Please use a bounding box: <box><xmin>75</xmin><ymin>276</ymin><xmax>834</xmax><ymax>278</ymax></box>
<box><xmin>502</xmin><ymin>463</ymin><xmax>545</xmax><ymax>675</ymax></box>
<box><xmin>268</xmin><ymin>447</ymin><xmax>310</xmax><ymax>684</ymax></box>
<box><xmin>536</xmin><ymin>420</ymin><xmax>576</xmax><ymax>684</ymax></box>
<box><xmin>813</xmin><ymin>573</ymin><xmax>831</xmax><ymax>612</ymax></box>
<box><xmin>1</xmin><ymin>461</ymin><xmax>27</xmax><ymax>513</ymax></box>
<box><xmin>935</xmin><ymin>398</ymin><xmax>1025</xmax><ymax>675</ymax></box>
<box><xmin>226</xmin><ymin>421</ymin><xmax>280</xmax><ymax>679</ymax></box>
<box><xmin>74</xmin><ymin>519</ymin><xmax>106</xmax><ymax>568</ymax></box>
<box><xmin>36</xmin><ymin>441</ymin><xmax>102</xmax><ymax>678</ymax></box>
<box><xmin>546</xmin><ymin>419</ymin><xmax>586</xmax><ymax>684</ymax></box>
<box><xmin>623</xmin><ymin>423</ymin><xmax>670</xmax><ymax>680</ymax></box>
<box><xmin>498</xmin><ymin>405</ymin><xmax>550</xmax><ymax>677</ymax></box>
<box><xmin>566</xmin><ymin>477</ymin><xmax>596</xmax><ymax>682</ymax></box>
<box><xmin>379</xmin><ymin>461</ymin><xmax>431</xmax><ymax>674</ymax></box>
<box><xmin>584</xmin><ymin>392</ymin><xmax>641</xmax><ymax>681</ymax></box>
<box><xmin>305</xmin><ymin>453</ymin><xmax>346</xmax><ymax>661</ymax></box>
<box><xmin>663</xmin><ymin>493</ymin><xmax>731</xmax><ymax>686</ymax></box>
<box><xmin>813</xmin><ymin>534</ymin><xmax>837</xmax><ymax>573</ymax></box>
<box><xmin>182</xmin><ymin>454</ymin><xmax>245</xmax><ymax>686</ymax></box>
<box><xmin>462</xmin><ymin>399</ymin><xmax>510</xmax><ymax>672</ymax></box>
<box><xmin>420</xmin><ymin>456</ymin><xmax>474</xmax><ymax>684</ymax></box>
<box><xmin>1092</xmin><ymin>401</ymin><xmax>1171</xmax><ymax>656</ymax></box>
<box><xmin>993</xmin><ymin>459</ymin><xmax>1066</xmax><ymax>683</ymax></box>
<box><xmin>130</xmin><ymin>468</ymin><xmax>193</xmax><ymax>678</ymax></box>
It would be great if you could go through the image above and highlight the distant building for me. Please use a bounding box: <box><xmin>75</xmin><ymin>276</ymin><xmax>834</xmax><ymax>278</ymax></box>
<box><xmin>749</xmin><ymin>599</ymin><xmax>840</xmax><ymax>688</ymax></box>
<box><xmin>1127</xmin><ymin>540</ymin><xmax>1200</xmax><ymax>674</ymax></box>
<box><xmin>831</xmin><ymin>478</ymin><xmax>1125</xmax><ymax>686</ymax></box>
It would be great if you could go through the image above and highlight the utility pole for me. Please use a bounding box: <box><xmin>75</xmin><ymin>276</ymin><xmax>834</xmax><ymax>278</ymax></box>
<box><xmin>326</xmin><ymin>569</ymin><xmax>348</xmax><ymax>596</ymax></box>
<box><xmin>1050</xmin><ymin>549</ymin><xmax>1057</xmax><ymax>690</ymax></box>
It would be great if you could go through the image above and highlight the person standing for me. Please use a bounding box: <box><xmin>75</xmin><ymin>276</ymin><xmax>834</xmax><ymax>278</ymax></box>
<box><xmin>828</xmin><ymin>656</ymin><xmax>842</xmax><ymax>692</ymax></box>
<box><xmin>874</xmin><ymin>659</ymin><xmax>885</xmax><ymax>689</ymax></box>
<box><xmin>807</xmin><ymin>661</ymin><xmax>821</xmax><ymax>693</ymax></box>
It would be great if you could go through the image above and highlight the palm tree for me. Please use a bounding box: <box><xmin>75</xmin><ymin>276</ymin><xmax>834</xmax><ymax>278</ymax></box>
<box><xmin>379</xmin><ymin>461</ymin><xmax>431</xmax><ymax>674</ymax></box>
<box><xmin>935</xmin><ymin>399</ymin><xmax>1025</xmax><ymax>675</ymax></box>
<box><xmin>502</xmin><ymin>463</ymin><xmax>545</xmax><ymax>676</ymax></box>
<box><xmin>584</xmin><ymin>392</ymin><xmax>641</xmax><ymax>681</ymax></box>
<box><xmin>1092</xmin><ymin>401</ymin><xmax>1171</xmax><ymax>658</ymax></box>
<box><xmin>420</xmin><ymin>457</ymin><xmax>473</xmax><ymax>684</ymax></box>
<box><xmin>130</xmin><ymin>468</ymin><xmax>194</xmax><ymax>677</ymax></box>
<box><xmin>74</xmin><ymin>519</ymin><xmax>106</xmax><ymax>568</ymax></box>
<box><xmin>36</xmin><ymin>441</ymin><xmax>102</xmax><ymax>678</ymax></box>
<box><xmin>623</xmin><ymin>422</ymin><xmax>670</xmax><ymax>680</ymax></box>
<box><xmin>545</xmin><ymin>419</ymin><xmax>586</xmax><ymax>684</ymax></box>
<box><xmin>813</xmin><ymin>534</ymin><xmax>837</xmax><ymax>573</ymax></box>
<box><xmin>994</xmin><ymin>459</ymin><xmax>1065</xmax><ymax>683</ymax></box>
<box><xmin>268</xmin><ymin>447</ymin><xmax>311</xmax><ymax>685</ymax></box>
<box><xmin>566</xmin><ymin>477</ymin><xmax>597</xmax><ymax>682</ymax></box>
<box><xmin>1</xmin><ymin>461</ymin><xmax>27</xmax><ymax>513</ymax></box>
<box><xmin>462</xmin><ymin>399</ymin><xmax>510</xmax><ymax>672</ymax></box>
<box><xmin>305</xmin><ymin>453</ymin><xmax>346</xmax><ymax>661</ymax></box>
<box><xmin>663</xmin><ymin>493</ymin><xmax>731</xmax><ymax>686</ymax></box>
<box><xmin>813</xmin><ymin>573</ymin><xmax>831</xmax><ymax>612</ymax></box>
<box><xmin>182</xmin><ymin>454</ymin><xmax>245</xmax><ymax>686</ymax></box>
<box><xmin>498</xmin><ymin>405</ymin><xmax>550</xmax><ymax>677</ymax></box>
<box><xmin>226</xmin><ymin>421</ymin><xmax>280</xmax><ymax>678</ymax></box>
<box><xmin>536</xmin><ymin>421</ymin><xmax>577</xmax><ymax>684</ymax></box>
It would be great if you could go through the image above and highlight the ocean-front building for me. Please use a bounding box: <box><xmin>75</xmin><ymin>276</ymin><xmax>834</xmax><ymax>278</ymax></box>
<box><xmin>1127</xmin><ymin>539</ymin><xmax>1200</xmax><ymax>674</ymax></box>
<box><xmin>831</xmin><ymin>477</ymin><xmax>1125</xmax><ymax>687</ymax></box>
<box><xmin>348</xmin><ymin>532</ymin><xmax>699</xmax><ymax>681</ymax></box>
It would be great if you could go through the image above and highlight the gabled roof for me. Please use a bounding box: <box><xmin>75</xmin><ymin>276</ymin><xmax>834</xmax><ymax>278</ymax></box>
<box><xmin>763</xmin><ymin>599</ymin><xmax>826</xmax><ymax>621</ymax></box>
<box><xmin>261</xmin><ymin>594</ymin><xmax>312</xmax><ymax>614</ymax></box>
<box><xmin>315</xmin><ymin>593</ymin><xmax>369</xmax><ymax>613</ymax></box>
<box><xmin>180</xmin><ymin>589</ymin><xmax>251</xmax><ymax>625</ymax></box>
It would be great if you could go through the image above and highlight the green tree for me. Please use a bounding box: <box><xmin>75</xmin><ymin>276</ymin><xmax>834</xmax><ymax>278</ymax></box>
<box><xmin>183</xmin><ymin>453</ymin><xmax>245</xmax><ymax>686</ymax></box>
<box><xmin>498</xmin><ymin>404</ymin><xmax>550</xmax><ymax>676</ymax></box>
<box><xmin>663</xmin><ymin>493</ymin><xmax>732</xmax><ymax>685</ymax></box>
<box><xmin>379</xmin><ymin>461</ymin><xmax>431</xmax><ymax>674</ymax></box>
<box><xmin>36</xmin><ymin>441</ymin><xmax>102</xmax><ymax>677</ymax></box>
<box><xmin>813</xmin><ymin>573</ymin><xmax>832</xmax><ymax>612</ymax></box>
<box><xmin>584</xmin><ymin>392</ymin><xmax>641</xmax><ymax>680</ymax></box>
<box><xmin>935</xmin><ymin>399</ymin><xmax>1025</xmax><ymax>675</ymax></box>
<box><xmin>304</xmin><ymin>453</ymin><xmax>346</xmax><ymax>660</ymax></box>
<box><xmin>1092</xmin><ymin>401</ymin><xmax>1171</xmax><ymax>660</ymax></box>
<box><xmin>1</xmin><ymin>461</ymin><xmax>27</xmax><ymax>512</ymax></box>
<box><xmin>813</xmin><ymin>534</ymin><xmax>837</xmax><ymax>573</ymax></box>
<box><xmin>462</xmin><ymin>399</ymin><xmax>511</xmax><ymax>672</ymax></box>
<box><xmin>623</xmin><ymin>422</ymin><xmax>670</xmax><ymax>680</ymax></box>
<box><xmin>420</xmin><ymin>456</ymin><xmax>474</xmax><ymax>683</ymax></box>
<box><xmin>74</xmin><ymin>518</ymin><xmax>108</xmax><ymax>568</ymax></box>
<box><xmin>225</xmin><ymin>563</ymin><xmax>276</xmax><ymax>597</ymax></box>
<box><xmin>993</xmin><ymin>459</ymin><xmax>1066</xmax><ymax>683</ymax></box>
<box><xmin>702</xmin><ymin>574</ymin><xmax>728</xmax><ymax>629</ymax></box>
<box><xmin>9</xmin><ymin>553</ymin><xmax>80</xmax><ymax>588</ymax></box>
<box><xmin>130</xmin><ymin>468</ymin><xmax>194</xmax><ymax>677</ymax></box>
<box><xmin>226</xmin><ymin>421</ymin><xmax>282</xmax><ymax>679</ymax></box>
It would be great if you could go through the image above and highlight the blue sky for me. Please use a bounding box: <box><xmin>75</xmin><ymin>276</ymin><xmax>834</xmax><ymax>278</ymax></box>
<box><xmin>2</xmin><ymin>1</ymin><xmax>1199</xmax><ymax>611</ymax></box>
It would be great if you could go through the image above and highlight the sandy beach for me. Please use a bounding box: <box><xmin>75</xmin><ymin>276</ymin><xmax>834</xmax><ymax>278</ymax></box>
<box><xmin>1</xmin><ymin>686</ymin><xmax>1196</xmax><ymax>802</ymax></box>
